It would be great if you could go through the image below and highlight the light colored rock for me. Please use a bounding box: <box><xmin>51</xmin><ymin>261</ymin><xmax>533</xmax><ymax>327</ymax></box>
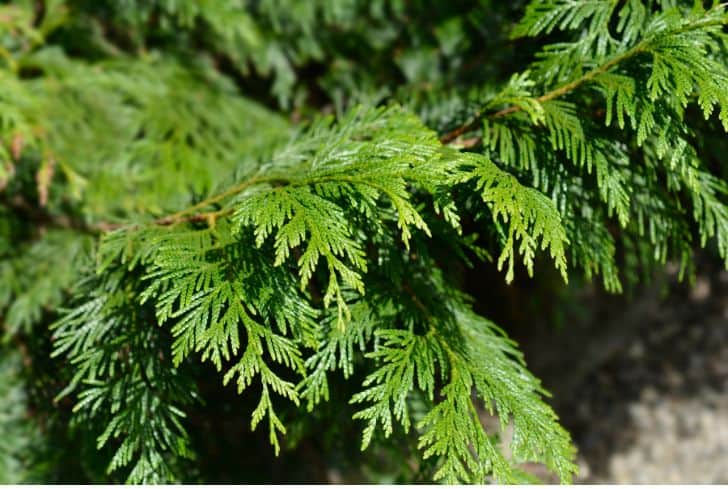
<box><xmin>689</xmin><ymin>276</ymin><xmax>711</xmax><ymax>302</ymax></box>
<box><xmin>602</xmin><ymin>391</ymin><xmax>728</xmax><ymax>483</ymax></box>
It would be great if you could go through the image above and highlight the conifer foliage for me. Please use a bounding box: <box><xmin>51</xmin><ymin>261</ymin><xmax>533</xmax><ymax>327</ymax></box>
<box><xmin>1</xmin><ymin>0</ymin><xmax>727</xmax><ymax>483</ymax></box>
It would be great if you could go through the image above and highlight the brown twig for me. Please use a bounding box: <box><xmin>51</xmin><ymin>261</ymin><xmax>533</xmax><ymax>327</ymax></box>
<box><xmin>439</xmin><ymin>44</ymin><xmax>648</xmax><ymax>147</ymax></box>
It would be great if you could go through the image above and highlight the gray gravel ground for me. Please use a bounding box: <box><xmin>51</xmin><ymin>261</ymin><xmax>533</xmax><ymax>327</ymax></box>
<box><xmin>565</xmin><ymin>267</ymin><xmax>728</xmax><ymax>483</ymax></box>
<box><xmin>505</xmin><ymin>257</ymin><xmax>728</xmax><ymax>483</ymax></box>
<box><xmin>605</xmin><ymin>390</ymin><xmax>728</xmax><ymax>483</ymax></box>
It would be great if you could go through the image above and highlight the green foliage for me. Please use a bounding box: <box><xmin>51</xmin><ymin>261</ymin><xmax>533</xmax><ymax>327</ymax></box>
<box><xmin>478</xmin><ymin>0</ymin><xmax>728</xmax><ymax>290</ymax></box>
<box><xmin>466</xmin><ymin>150</ymin><xmax>568</xmax><ymax>282</ymax></box>
<box><xmin>351</xmin><ymin>302</ymin><xmax>576</xmax><ymax>484</ymax></box>
<box><xmin>0</xmin><ymin>349</ymin><xmax>39</xmax><ymax>483</ymax></box>
<box><xmin>0</xmin><ymin>229</ymin><xmax>90</xmax><ymax>336</ymax></box>
<box><xmin>1</xmin><ymin>0</ymin><xmax>727</xmax><ymax>484</ymax></box>
<box><xmin>46</xmin><ymin>105</ymin><xmax>575</xmax><ymax>483</ymax></box>
<box><xmin>52</xmin><ymin>270</ymin><xmax>198</xmax><ymax>483</ymax></box>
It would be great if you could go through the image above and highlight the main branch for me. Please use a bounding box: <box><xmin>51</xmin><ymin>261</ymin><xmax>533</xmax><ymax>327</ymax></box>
<box><xmin>439</xmin><ymin>45</ymin><xmax>646</xmax><ymax>146</ymax></box>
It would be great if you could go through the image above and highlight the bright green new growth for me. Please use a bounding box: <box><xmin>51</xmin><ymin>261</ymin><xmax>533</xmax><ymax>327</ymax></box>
<box><xmin>51</xmin><ymin>106</ymin><xmax>574</xmax><ymax>482</ymax></box>
<box><xmin>2</xmin><ymin>0</ymin><xmax>728</xmax><ymax>484</ymax></box>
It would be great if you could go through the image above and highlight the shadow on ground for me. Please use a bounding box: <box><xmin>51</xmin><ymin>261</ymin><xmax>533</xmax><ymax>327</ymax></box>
<box><xmin>515</xmin><ymin>258</ymin><xmax>728</xmax><ymax>483</ymax></box>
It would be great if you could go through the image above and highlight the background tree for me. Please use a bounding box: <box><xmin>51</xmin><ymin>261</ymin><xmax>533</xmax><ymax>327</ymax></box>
<box><xmin>1</xmin><ymin>0</ymin><xmax>727</xmax><ymax>483</ymax></box>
